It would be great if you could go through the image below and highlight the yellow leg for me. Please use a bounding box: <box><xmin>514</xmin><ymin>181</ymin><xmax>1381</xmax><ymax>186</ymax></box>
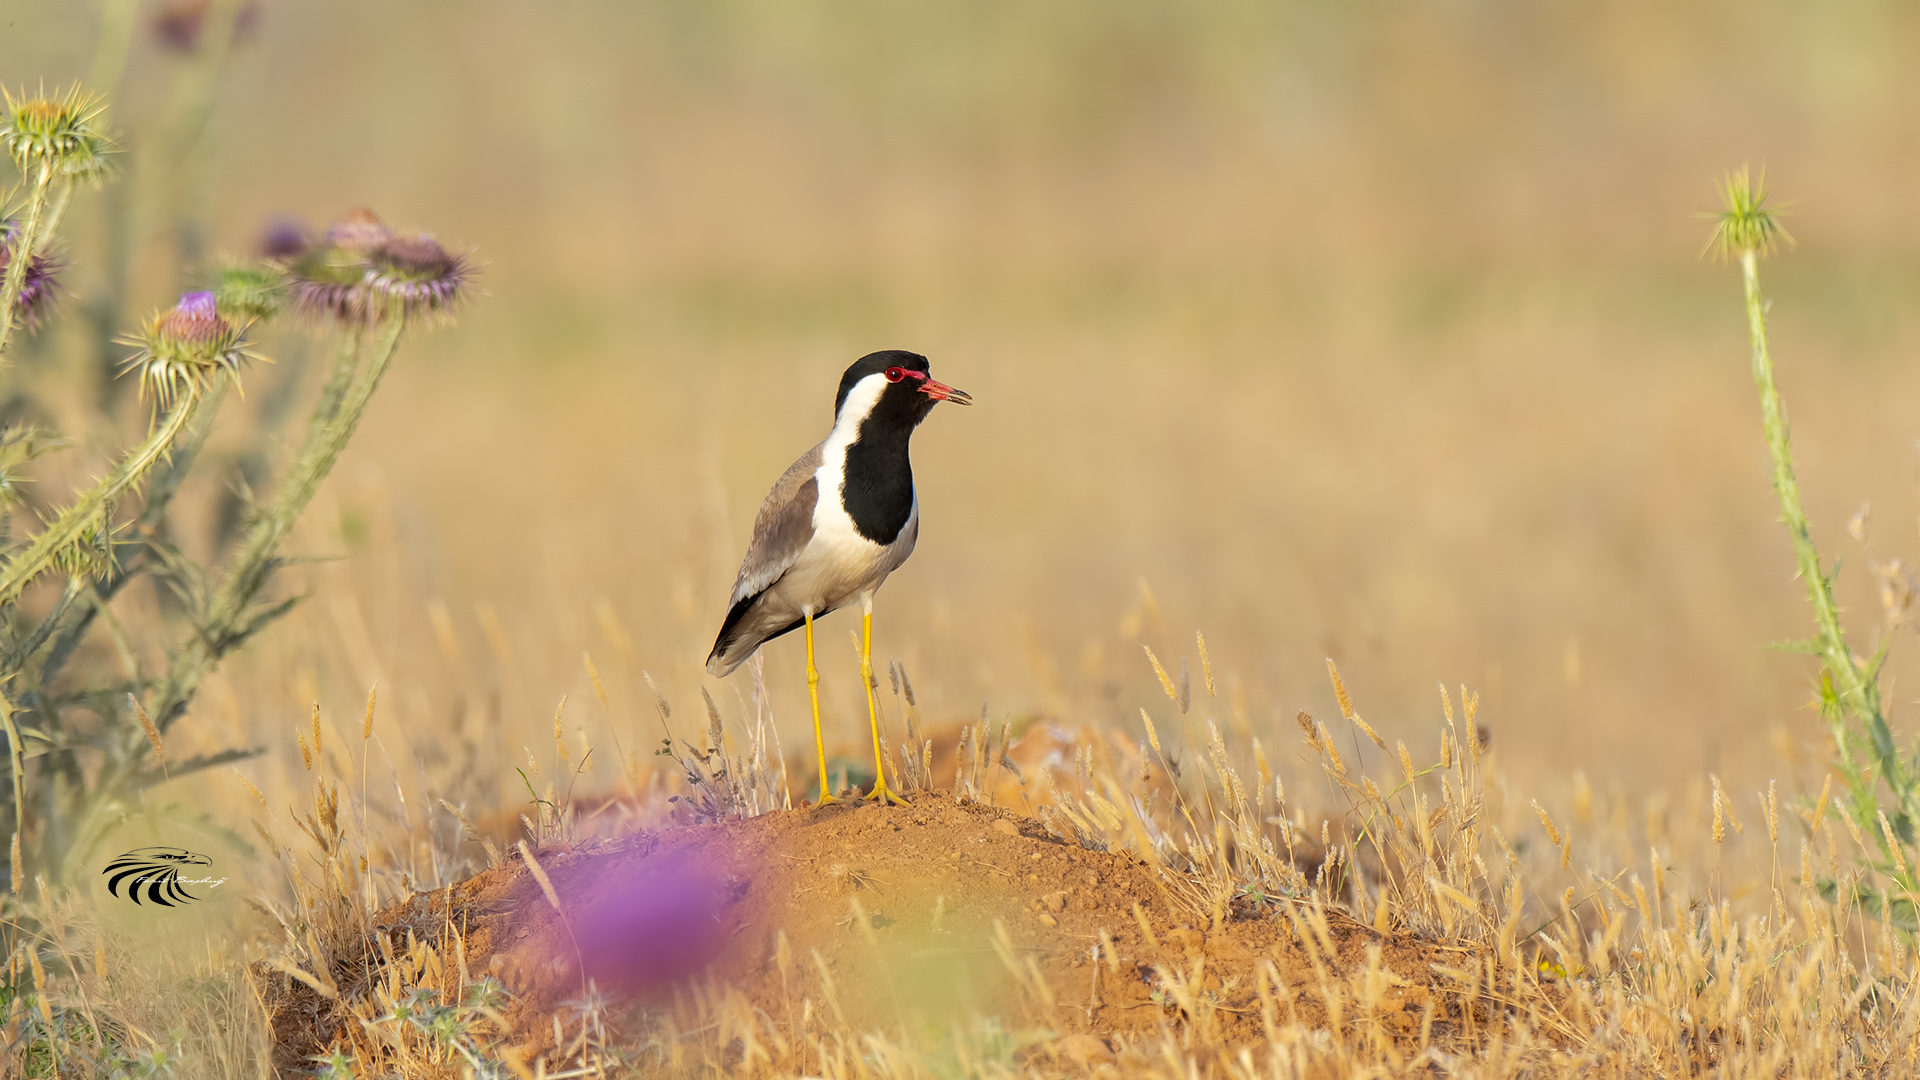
<box><xmin>861</xmin><ymin>600</ymin><xmax>907</xmax><ymax>805</ymax></box>
<box><xmin>806</xmin><ymin>611</ymin><xmax>839</xmax><ymax>806</ymax></box>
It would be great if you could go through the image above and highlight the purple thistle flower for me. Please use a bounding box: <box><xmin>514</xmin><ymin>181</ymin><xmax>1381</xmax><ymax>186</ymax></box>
<box><xmin>0</xmin><ymin>220</ymin><xmax>62</xmax><ymax>332</ymax></box>
<box><xmin>285</xmin><ymin>209</ymin><xmax>390</xmax><ymax>324</ymax></box>
<box><xmin>120</xmin><ymin>290</ymin><xmax>257</xmax><ymax>406</ymax></box>
<box><xmin>258</xmin><ymin>217</ymin><xmax>308</xmax><ymax>261</ymax></box>
<box><xmin>287</xmin><ymin>253</ymin><xmax>367</xmax><ymax>324</ymax></box>
<box><xmin>324</xmin><ymin>207</ymin><xmax>392</xmax><ymax>253</ymax></box>
<box><xmin>287</xmin><ymin>210</ymin><xmax>475</xmax><ymax>327</ymax></box>
<box><xmin>363</xmin><ymin>235</ymin><xmax>472</xmax><ymax>323</ymax></box>
<box><xmin>153</xmin><ymin>0</ymin><xmax>261</xmax><ymax>52</ymax></box>
<box><xmin>157</xmin><ymin>291</ymin><xmax>222</xmax><ymax>345</ymax></box>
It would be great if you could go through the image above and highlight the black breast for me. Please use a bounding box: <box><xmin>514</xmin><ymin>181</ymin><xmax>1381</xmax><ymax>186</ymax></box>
<box><xmin>840</xmin><ymin>424</ymin><xmax>915</xmax><ymax>544</ymax></box>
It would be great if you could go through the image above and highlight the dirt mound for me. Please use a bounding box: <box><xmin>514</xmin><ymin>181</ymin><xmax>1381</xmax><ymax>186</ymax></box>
<box><xmin>268</xmin><ymin>792</ymin><xmax>1461</xmax><ymax>1069</ymax></box>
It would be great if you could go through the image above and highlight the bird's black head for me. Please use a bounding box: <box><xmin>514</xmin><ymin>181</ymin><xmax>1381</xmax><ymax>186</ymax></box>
<box><xmin>833</xmin><ymin>350</ymin><xmax>971</xmax><ymax>429</ymax></box>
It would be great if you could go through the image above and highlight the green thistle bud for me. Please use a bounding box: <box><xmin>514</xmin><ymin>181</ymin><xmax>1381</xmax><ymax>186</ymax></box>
<box><xmin>1705</xmin><ymin>166</ymin><xmax>1792</xmax><ymax>262</ymax></box>
<box><xmin>119</xmin><ymin>291</ymin><xmax>258</xmax><ymax>407</ymax></box>
<box><xmin>364</xmin><ymin>234</ymin><xmax>472</xmax><ymax>324</ymax></box>
<box><xmin>211</xmin><ymin>264</ymin><xmax>286</xmax><ymax>323</ymax></box>
<box><xmin>0</xmin><ymin>85</ymin><xmax>114</xmax><ymax>184</ymax></box>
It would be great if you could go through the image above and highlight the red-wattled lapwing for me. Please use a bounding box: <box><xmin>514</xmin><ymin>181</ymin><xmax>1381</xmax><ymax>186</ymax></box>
<box><xmin>706</xmin><ymin>350</ymin><xmax>970</xmax><ymax>806</ymax></box>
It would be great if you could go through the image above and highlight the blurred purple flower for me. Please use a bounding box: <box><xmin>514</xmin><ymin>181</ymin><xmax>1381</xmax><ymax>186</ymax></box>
<box><xmin>324</xmin><ymin>207</ymin><xmax>392</xmax><ymax>253</ymax></box>
<box><xmin>153</xmin><ymin>0</ymin><xmax>261</xmax><ymax>52</ymax></box>
<box><xmin>258</xmin><ymin>217</ymin><xmax>308</xmax><ymax>261</ymax></box>
<box><xmin>287</xmin><ymin>209</ymin><xmax>387</xmax><ymax>324</ymax></box>
<box><xmin>569</xmin><ymin>847</ymin><xmax>732</xmax><ymax>995</ymax></box>
<box><xmin>364</xmin><ymin>235</ymin><xmax>472</xmax><ymax>323</ymax></box>
<box><xmin>1</xmin><ymin>220</ymin><xmax>62</xmax><ymax>332</ymax></box>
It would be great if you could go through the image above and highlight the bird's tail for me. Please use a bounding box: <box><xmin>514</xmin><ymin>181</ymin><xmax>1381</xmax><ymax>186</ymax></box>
<box><xmin>707</xmin><ymin>599</ymin><xmax>809</xmax><ymax>678</ymax></box>
<box><xmin>706</xmin><ymin>594</ymin><xmax>759</xmax><ymax>677</ymax></box>
<box><xmin>704</xmin><ymin>645</ymin><xmax>745</xmax><ymax>678</ymax></box>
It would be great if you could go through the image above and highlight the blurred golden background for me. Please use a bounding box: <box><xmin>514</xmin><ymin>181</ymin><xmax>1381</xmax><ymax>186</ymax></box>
<box><xmin>9</xmin><ymin>1</ymin><xmax>1920</xmax><ymax>848</ymax></box>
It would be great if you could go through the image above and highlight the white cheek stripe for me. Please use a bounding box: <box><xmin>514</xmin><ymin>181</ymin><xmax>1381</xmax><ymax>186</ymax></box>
<box><xmin>805</xmin><ymin>373</ymin><xmax>889</xmax><ymax>589</ymax></box>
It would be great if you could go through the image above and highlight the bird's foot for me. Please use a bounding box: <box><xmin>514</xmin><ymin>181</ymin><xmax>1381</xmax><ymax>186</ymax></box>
<box><xmin>863</xmin><ymin>783</ymin><xmax>910</xmax><ymax>807</ymax></box>
<box><xmin>813</xmin><ymin>791</ymin><xmax>848</xmax><ymax>809</ymax></box>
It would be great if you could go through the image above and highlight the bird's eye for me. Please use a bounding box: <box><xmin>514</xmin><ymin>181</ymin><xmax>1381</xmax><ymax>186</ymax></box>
<box><xmin>884</xmin><ymin>367</ymin><xmax>906</xmax><ymax>383</ymax></box>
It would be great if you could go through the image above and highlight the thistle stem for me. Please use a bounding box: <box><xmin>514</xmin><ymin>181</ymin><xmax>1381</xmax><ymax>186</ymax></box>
<box><xmin>0</xmin><ymin>161</ymin><xmax>56</xmax><ymax>364</ymax></box>
<box><xmin>40</xmin><ymin>178</ymin><xmax>77</xmax><ymax>243</ymax></box>
<box><xmin>309</xmin><ymin>322</ymin><xmax>364</xmax><ymax>429</ymax></box>
<box><xmin>0</xmin><ymin>386</ymin><xmax>203</xmax><ymax>607</ymax></box>
<box><xmin>147</xmin><ymin>316</ymin><xmax>407</xmax><ymax>733</ymax></box>
<box><xmin>210</xmin><ymin>318</ymin><xmax>402</xmax><ymax>626</ymax></box>
<box><xmin>67</xmin><ymin>321</ymin><xmax>404</xmax><ymax>873</ymax></box>
<box><xmin>1741</xmin><ymin>249</ymin><xmax>1912</xmax><ymax>852</ymax></box>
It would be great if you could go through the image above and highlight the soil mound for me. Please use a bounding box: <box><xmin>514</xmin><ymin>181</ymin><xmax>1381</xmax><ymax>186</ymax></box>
<box><xmin>268</xmin><ymin>792</ymin><xmax>1459</xmax><ymax>1069</ymax></box>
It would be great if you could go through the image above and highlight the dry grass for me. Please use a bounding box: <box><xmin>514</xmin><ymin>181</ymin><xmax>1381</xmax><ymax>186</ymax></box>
<box><xmin>88</xmin><ymin>643</ymin><xmax>1920</xmax><ymax>1077</ymax></box>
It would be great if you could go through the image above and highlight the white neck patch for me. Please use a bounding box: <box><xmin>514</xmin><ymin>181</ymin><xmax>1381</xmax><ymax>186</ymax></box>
<box><xmin>832</xmin><ymin>373</ymin><xmax>889</xmax><ymax>436</ymax></box>
<box><xmin>811</xmin><ymin>372</ymin><xmax>896</xmax><ymax>550</ymax></box>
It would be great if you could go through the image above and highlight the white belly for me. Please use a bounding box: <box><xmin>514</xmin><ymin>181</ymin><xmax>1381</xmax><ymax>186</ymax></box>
<box><xmin>768</xmin><ymin>473</ymin><xmax>917</xmax><ymax>617</ymax></box>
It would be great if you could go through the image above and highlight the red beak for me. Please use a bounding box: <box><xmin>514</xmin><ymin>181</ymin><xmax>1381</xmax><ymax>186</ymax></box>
<box><xmin>916</xmin><ymin>376</ymin><xmax>972</xmax><ymax>405</ymax></box>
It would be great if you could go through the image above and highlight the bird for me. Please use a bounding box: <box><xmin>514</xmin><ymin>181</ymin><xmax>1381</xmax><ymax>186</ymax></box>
<box><xmin>706</xmin><ymin>349</ymin><xmax>970</xmax><ymax>806</ymax></box>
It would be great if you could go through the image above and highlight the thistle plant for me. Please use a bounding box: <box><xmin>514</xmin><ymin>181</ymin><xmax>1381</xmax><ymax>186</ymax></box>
<box><xmin>1711</xmin><ymin>166</ymin><xmax>1919</xmax><ymax>920</ymax></box>
<box><xmin>0</xmin><ymin>80</ymin><xmax>478</xmax><ymax>884</ymax></box>
<box><xmin>0</xmin><ymin>86</ymin><xmax>112</xmax><ymax>362</ymax></box>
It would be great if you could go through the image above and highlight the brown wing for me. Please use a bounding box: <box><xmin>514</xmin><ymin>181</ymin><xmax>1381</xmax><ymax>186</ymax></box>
<box><xmin>726</xmin><ymin>442</ymin><xmax>823</xmax><ymax>609</ymax></box>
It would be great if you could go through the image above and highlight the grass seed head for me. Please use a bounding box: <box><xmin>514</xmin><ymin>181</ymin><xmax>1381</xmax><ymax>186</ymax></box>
<box><xmin>1765</xmin><ymin>779</ymin><xmax>1779</xmax><ymax>845</ymax></box>
<box><xmin>1532</xmin><ymin>800</ymin><xmax>1563</xmax><ymax>848</ymax></box>
<box><xmin>1140</xmin><ymin>708</ymin><xmax>1162</xmax><ymax>757</ymax></box>
<box><xmin>129</xmin><ymin>694</ymin><xmax>164</xmax><ymax>770</ymax></box>
<box><xmin>518</xmin><ymin>841</ymin><xmax>562</xmax><ymax>911</ymax></box>
<box><xmin>232</xmin><ymin>766</ymin><xmax>267</xmax><ymax>808</ymax></box>
<box><xmin>1143</xmin><ymin>645</ymin><xmax>1179</xmax><ymax>709</ymax></box>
